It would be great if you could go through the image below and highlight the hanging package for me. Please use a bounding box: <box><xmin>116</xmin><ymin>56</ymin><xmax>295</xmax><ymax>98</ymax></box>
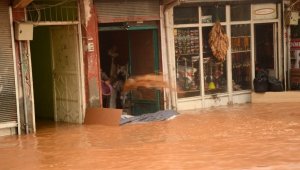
<box><xmin>209</xmin><ymin>21</ymin><xmax>229</xmax><ymax>62</ymax></box>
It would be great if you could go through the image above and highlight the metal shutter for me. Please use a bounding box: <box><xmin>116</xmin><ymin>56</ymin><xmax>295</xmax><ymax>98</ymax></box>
<box><xmin>95</xmin><ymin>0</ymin><xmax>160</xmax><ymax>23</ymax></box>
<box><xmin>0</xmin><ymin>1</ymin><xmax>18</xmax><ymax>124</ymax></box>
<box><xmin>181</xmin><ymin>0</ymin><xmax>280</xmax><ymax>3</ymax></box>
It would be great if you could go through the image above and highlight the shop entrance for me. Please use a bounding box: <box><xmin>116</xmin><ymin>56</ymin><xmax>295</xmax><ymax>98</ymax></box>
<box><xmin>254</xmin><ymin>23</ymin><xmax>277</xmax><ymax>77</ymax></box>
<box><xmin>99</xmin><ymin>25</ymin><xmax>160</xmax><ymax>115</ymax></box>
<box><xmin>30</xmin><ymin>25</ymin><xmax>83</xmax><ymax>128</ymax></box>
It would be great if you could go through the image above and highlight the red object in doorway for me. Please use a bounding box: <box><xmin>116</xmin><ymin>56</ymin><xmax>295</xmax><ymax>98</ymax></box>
<box><xmin>101</xmin><ymin>80</ymin><xmax>112</xmax><ymax>96</ymax></box>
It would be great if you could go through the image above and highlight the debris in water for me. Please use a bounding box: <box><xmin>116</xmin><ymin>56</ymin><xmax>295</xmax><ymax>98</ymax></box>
<box><xmin>123</xmin><ymin>74</ymin><xmax>172</xmax><ymax>92</ymax></box>
<box><xmin>120</xmin><ymin>110</ymin><xmax>178</xmax><ymax>125</ymax></box>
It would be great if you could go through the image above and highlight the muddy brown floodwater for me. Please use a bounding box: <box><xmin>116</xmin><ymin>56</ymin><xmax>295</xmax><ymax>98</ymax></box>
<box><xmin>1</xmin><ymin>103</ymin><xmax>300</xmax><ymax>170</ymax></box>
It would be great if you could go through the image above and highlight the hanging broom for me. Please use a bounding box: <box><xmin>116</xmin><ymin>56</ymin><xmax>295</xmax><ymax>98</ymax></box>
<box><xmin>209</xmin><ymin>21</ymin><xmax>229</xmax><ymax>62</ymax></box>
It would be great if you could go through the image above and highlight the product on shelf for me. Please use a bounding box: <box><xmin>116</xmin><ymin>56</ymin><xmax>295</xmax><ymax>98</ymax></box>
<box><xmin>174</xmin><ymin>28</ymin><xmax>199</xmax><ymax>55</ymax></box>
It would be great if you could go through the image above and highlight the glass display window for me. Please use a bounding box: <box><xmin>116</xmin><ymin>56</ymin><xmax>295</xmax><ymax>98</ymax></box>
<box><xmin>231</xmin><ymin>24</ymin><xmax>251</xmax><ymax>91</ymax></box>
<box><xmin>174</xmin><ymin>6</ymin><xmax>199</xmax><ymax>25</ymax></box>
<box><xmin>291</xmin><ymin>25</ymin><xmax>300</xmax><ymax>39</ymax></box>
<box><xmin>201</xmin><ymin>5</ymin><xmax>226</xmax><ymax>23</ymax></box>
<box><xmin>176</xmin><ymin>55</ymin><xmax>200</xmax><ymax>98</ymax></box>
<box><xmin>170</xmin><ymin>2</ymin><xmax>281</xmax><ymax>110</ymax></box>
<box><xmin>202</xmin><ymin>26</ymin><xmax>228</xmax><ymax>95</ymax></box>
<box><xmin>174</xmin><ymin>27</ymin><xmax>201</xmax><ymax>98</ymax></box>
<box><xmin>174</xmin><ymin>28</ymin><xmax>200</xmax><ymax>55</ymax></box>
<box><xmin>230</xmin><ymin>4</ymin><xmax>251</xmax><ymax>21</ymax></box>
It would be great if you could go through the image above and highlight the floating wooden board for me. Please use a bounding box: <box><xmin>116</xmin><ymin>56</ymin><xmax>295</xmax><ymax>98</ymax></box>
<box><xmin>84</xmin><ymin>108</ymin><xmax>122</xmax><ymax>126</ymax></box>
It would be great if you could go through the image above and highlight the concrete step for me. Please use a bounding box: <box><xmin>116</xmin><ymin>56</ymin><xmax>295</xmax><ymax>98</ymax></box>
<box><xmin>251</xmin><ymin>91</ymin><xmax>300</xmax><ymax>103</ymax></box>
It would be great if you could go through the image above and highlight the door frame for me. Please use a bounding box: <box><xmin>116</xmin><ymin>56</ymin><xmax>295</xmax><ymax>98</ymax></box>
<box><xmin>50</xmin><ymin>25</ymin><xmax>84</xmax><ymax>123</ymax></box>
<box><xmin>99</xmin><ymin>24</ymin><xmax>161</xmax><ymax>113</ymax></box>
<box><xmin>29</xmin><ymin>23</ymin><xmax>85</xmax><ymax>127</ymax></box>
<box><xmin>253</xmin><ymin>22</ymin><xmax>279</xmax><ymax>78</ymax></box>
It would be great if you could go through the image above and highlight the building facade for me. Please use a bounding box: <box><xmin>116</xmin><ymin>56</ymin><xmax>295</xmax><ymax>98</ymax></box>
<box><xmin>0</xmin><ymin>0</ymin><xmax>103</xmax><ymax>135</ymax></box>
<box><xmin>162</xmin><ymin>0</ymin><xmax>288</xmax><ymax>110</ymax></box>
<box><xmin>0</xmin><ymin>0</ymin><xmax>297</xmax><ymax>136</ymax></box>
<box><xmin>94</xmin><ymin>0</ymin><xmax>163</xmax><ymax>115</ymax></box>
<box><xmin>0</xmin><ymin>0</ymin><xmax>19</xmax><ymax>136</ymax></box>
<box><xmin>1</xmin><ymin>0</ymin><xmax>163</xmax><ymax>135</ymax></box>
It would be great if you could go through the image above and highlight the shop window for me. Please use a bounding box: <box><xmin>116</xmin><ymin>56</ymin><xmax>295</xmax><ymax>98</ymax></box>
<box><xmin>201</xmin><ymin>6</ymin><xmax>226</xmax><ymax>23</ymax></box>
<box><xmin>288</xmin><ymin>11</ymin><xmax>300</xmax><ymax>89</ymax></box>
<box><xmin>230</xmin><ymin>4</ymin><xmax>250</xmax><ymax>21</ymax></box>
<box><xmin>202</xmin><ymin>27</ymin><xmax>227</xmax><ymax>95</ymax></box>
<box><xmin>291</xmin><ymin>25</ymin><xmax>300</xmax><ymax>39</ymax></box>
<box><xmin>231</xmin><ymin>24</ymin><xmax>251</xmax><ymax>91</ymax></box>
<box><xmin>174</xmin><ymin>28</ymin><xmax>201</xmax><ymax>98</ymax></box>
<box><xmin>174</xmin><ymin>7</ymin><xmax>199</xmax><ymax>25</ymax></box>
<box><xmin>290</xmin><ymin>25</ymin><xmax>300</xmax><ymax>70</ymax></box>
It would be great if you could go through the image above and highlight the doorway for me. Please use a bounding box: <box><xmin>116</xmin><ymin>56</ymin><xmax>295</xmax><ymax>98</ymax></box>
<box><xmin>254</xmin><ymin>23</ymin><xmax>277</xmax><ymax>77</ymax></box>
<box><xmin>99</xmin><ymin>25</ymin><xmax>160</xmax><ymax>115</ymax></box>
<box><xmin>30</xmin><ymin>25</ymin><xmax>83</xmax><ymax>127</ymax></box>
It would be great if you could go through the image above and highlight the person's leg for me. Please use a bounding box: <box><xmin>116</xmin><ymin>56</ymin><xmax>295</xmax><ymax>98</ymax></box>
<box><xmin>103</xmin><ymin>95</ymin><xmax>111</xmax><ymax>108</ymax></box>
<box><xmin>109</xmin><ymin>88</ymin><xmax>116</xmax><ymax>108</ymax></box>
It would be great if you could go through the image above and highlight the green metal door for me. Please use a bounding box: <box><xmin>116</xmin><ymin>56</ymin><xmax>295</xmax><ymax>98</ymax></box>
<box><xmin>99</xmin><ymin>25</ymin><xmax>160</xmax><ymax>115</ymax></box>
<box><xmin>128</xmin><ymin>28</ymin><xmax>160</xmax><ymax>115</ymax></box>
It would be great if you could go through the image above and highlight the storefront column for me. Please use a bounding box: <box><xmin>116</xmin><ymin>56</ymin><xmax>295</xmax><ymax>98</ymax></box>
<box><xmin>79</xmin><ymin>0</ymin><xmax>102</xmax><ymax>108</ymax></box>
<box><xmin>12</xmin><ymin>9</ymin><xmax>35</xmax><ymax>134</ymax></box>
<box><xmin>163</xmin><ymin>1</ymin><xmax>182</xmax><ymax>110</ymax></box>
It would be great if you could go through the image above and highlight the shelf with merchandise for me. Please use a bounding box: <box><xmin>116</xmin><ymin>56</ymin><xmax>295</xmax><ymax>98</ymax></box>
<box><xmin>203</xmin><ymin>57</ymin><xmax>227</xmax><ymax>94</ymax></box>
<box><xmin>231</xmin><ymin>36</ymin><xmax>250</xmax><ymax>38</ymax></box>
<box><xmin>174</xmin><ymin>27</ymin><xmax>200</xmax><ymax>56</ymax></box>
<box><xmin>231</xmin><ymin>36</ymin><xmax>251</xmax><ymax>52</ymax></box>
<box><xmin>231</xmin><ymin>50</ymin><xmax>251</xmax><ymax>54</ymax></box>
<box><xmin>176</xmin><ymin>55</ymin><xmax>200</xmax><ymax>98</ymax></box>
<box><xmin>231</xmin><ymin>52</ymin><xmax>251</xmax><ymax>91</ymax></box>
<box><xmin>176</xmin><ymin>53</ymin><xmax>199</xmax><ymax>56</ymax></box>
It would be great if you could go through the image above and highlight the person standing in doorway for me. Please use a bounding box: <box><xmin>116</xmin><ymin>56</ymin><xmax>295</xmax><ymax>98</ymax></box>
<box><xmin>100</xmin><ymin>69</ymin><xmax>112</xmax><ymax>108</ymax></box>
<box><xmin>108</xmin><ymin>45</ymin><xmax>119</xmax><ymax>108</ymax></box>
<box><xmin>108</xmin><ymin>45</ymin><xmax>119</xmax><ymax>82</ymax></box>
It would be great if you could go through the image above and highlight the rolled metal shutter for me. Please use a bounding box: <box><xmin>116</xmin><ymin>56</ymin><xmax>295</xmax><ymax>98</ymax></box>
<box><xmin>95</xmin><ymin>0</ymin><xmax>160</xmax><ymax>23</ymax></box>
<box><xmin>180</xmin><ymin>0</ymin><xmax>280</xmax><ymax>3</ymax></box>
<box><xmin>0</xmin><ymin>1</ymin><xmax>18</xmax><ymax>124</ymax></box>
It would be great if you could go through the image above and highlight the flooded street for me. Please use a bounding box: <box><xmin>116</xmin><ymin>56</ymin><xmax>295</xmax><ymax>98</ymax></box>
<box><xmin>1</xmin><ymin>103</ymin><xmax>300</xmax><ymax>170</ymax></box>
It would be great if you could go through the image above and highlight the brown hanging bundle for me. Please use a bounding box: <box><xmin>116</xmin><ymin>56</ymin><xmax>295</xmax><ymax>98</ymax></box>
<box><xmin>209</xmin><ymin>21</ymin><xmax>229</xmax><ymax>62</ymax></box>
